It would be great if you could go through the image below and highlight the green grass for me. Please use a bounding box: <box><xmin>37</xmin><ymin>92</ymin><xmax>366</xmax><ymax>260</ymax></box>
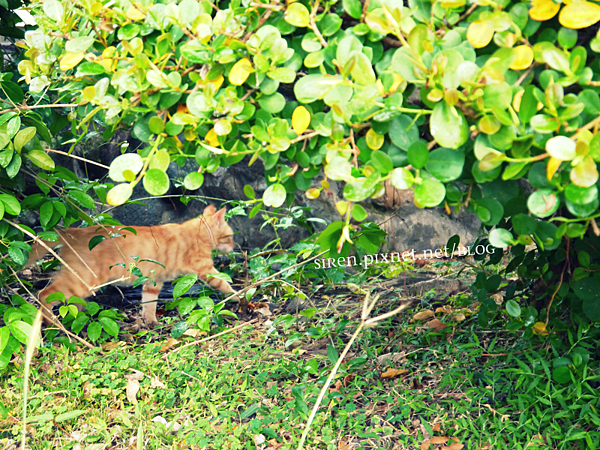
<box><xmin>1</xmin><ymin>284</ymin><xmax>600</xmax><ymax>449</ymax></box>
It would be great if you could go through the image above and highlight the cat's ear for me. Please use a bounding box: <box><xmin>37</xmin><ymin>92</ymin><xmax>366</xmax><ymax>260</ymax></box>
<box><xmin>203</xmin><ymin>205</ymin><xmax>217</xmax><ymax>215</ymax></box>
<box><xmin>214</xmin><ymin>207</ymin><xmax>226</xmax><ymax>226</ymax></box>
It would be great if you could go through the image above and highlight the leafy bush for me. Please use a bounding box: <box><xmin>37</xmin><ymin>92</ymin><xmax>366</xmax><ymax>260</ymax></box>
<box><xmin>0</xmin><ymin>0</ymin><xmax>598</xmax><ymax>361</ymax></box>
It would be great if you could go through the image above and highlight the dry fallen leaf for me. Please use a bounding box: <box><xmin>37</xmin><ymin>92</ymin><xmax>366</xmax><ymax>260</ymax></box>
<box><xmin>150</xmin><ymin>376</ymin><xmax>165</xmax><ymax>388</ymax></box>
<box><xmin>125</xmin><ymin>370</ymin><xmax>144</xmax><ymax>380</ymax></box>
<box><xmin>160</xmin><ymin>338</ymin><xmax>180</xmax><ymax>353</ymax></box>
<box><xmin>412</xmin><ymin>310</ymin><xmax>435</xmax><ymax>321</ymax></box>
<box><xmin>432</xmin><ymin>423</ymin><xmax>441</xmax><ymax>432</ymax></box>
<box><xmin>435</xmin><ymin>306</ymin><xmax>452</xmax><ymax>315</ymax></box>
<box><xmin>427</xmin><ymin>319</ymin><xmax>448</xmax><ymax>333</ymax></box>
<box><xmin>380</xmin><ymin>368</ymin><xmax>409</xmax><ymax>379</ymax></box>
<box><xmin>126</xmin><ymin>379</ymin><xmax>140</xmax><ymax>405</ymax></box>
<box><xmin>452</xmin><ymin>313</ymin><xmax>466</xmax><ymax>322</ymax></box>
<box><xmin>338</xmin><ymin>437</ymin><xmax>350</xmax><ymax>450</ymax></box>
<box><xmin>420</xmin><ymin>439</ymin><xmax>431</xmax><ymax>450</ymax></box>
<box><xmin>101</xmin><ymin>341</ymin><xmax>126</xmax><ymax>350</ymax></box>
<box><xmin>253</xmin><ymin>434</ymin><xmax>266</xmax><ymax>445</ymax></box>
<box><xmin>328</xmin><ymin>380</ymin><xmax>343</xmax><ymax>393</ymax></box>
<box><xmin>441</xmin><ymin>444</ymin><xmax>464</xmax><ymax>450</ymax></box>
<box><xmin>430</xmin><ymin>436</ymin><xmax>449</xmax><ymax>444</ymax></box>
<box><xmin>255</xmin><ymin>306</ymin><xmax>272</xmax><ymax>316</ymax></box>
<box><xmin>183</xmin><ymin>328</ymin><xmax>204</xmax><ymax>337</ymax></box>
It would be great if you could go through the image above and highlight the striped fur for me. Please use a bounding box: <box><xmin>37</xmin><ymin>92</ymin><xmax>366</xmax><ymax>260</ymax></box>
<box><xmin>26</xmin><ymin>205</ymin><xmax>237</xmax><ymax>327</ymax></box>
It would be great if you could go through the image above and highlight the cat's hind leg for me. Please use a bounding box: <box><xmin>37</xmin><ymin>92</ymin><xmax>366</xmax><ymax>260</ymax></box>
<box><xmin>141</xmin><ymin>282</ymin><xmax>163</xmax><ymax>328</ymax></box>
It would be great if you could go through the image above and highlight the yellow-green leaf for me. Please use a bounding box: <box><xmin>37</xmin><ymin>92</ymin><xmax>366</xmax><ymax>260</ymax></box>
<box><xmin>571</xmin><ymin>155</ymin><xmax>599</xmax><ymax>187</ymax></box>
<box><xmin>107</xmin><ymin>183</ymin><xmax>133</xmax><ymax>206</ymax></box>
<box><xmin>510</xmin><ymin>45</ymin><xmax>534</xmax><ymax>70</ymax></box>
<box><xmin>529</xmin><ymin>0</ymin><xmax>560</xmax><ymax>21</ymax></box>
<box><xmin>229</xmin><ymin>58</ymin><xmax>254</xmax><ymax>86</ymax></box>
<box><xmin>366</xmin><ymin>128</ymin><xmax>384</xmax><ymax>150</ymax></box>
<box><xmin>559</xmin><ymin>1</ymin><xmax>600</xmax><ymax>29</ymax></box>
<box><xmin>336</xmin><ymin>200</ymin><xmax>348</xmax><ymax>215</ymax></box>
<box><xmin>306</xmin><ymin>188</ymin><xmax>320</xmax><ymax>199</ymax></box>
<box><xmin>285</xmin><ymin>3</ymin><xmax>310</xmax><ymax>27</ymax></box>
<box><xmin>60</xmin><ymin>53</ymin><xmax>84</xmax><ymax>71</ymax></box>
<box><xmin>467</xmin><ymin>20</ymin><xmax>494</xmax><ymax>49</ymax></box>
<box><xmin>126</xmin><ymin>4</ymin><xmax>146</xmax><ymax>21</ymax></box>
<box><xmin>292</xmin><ymin>106</ymin><xmax>311</xmax><ymax>136</ymax></box>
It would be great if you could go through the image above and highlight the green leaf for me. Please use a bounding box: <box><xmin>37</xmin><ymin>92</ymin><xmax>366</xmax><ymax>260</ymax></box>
<box><xmin>88</xmin><ymin>235</ymin><xmax>106</xmax><ymax>251</ymax></box>
<box><xmin>0</xmin><ymin>149</ymin><xmax>12</xmax><ymax>168</ymax></box>
<box><xmin>389</xmin><ymin>116</ymin><xmax>419</xmax><ymax>151</ymax></box>
<box><xmin>40</xmin><ymin>202</ymin><xmax>53</xmax><ymax>228</ymax></box>
<box><xmin>285</xmin><ymin>3</ymin><xmax>310</xmax><ymax>27</ymax></box>
<box><xmin>426</xmin><ymin>148</ymin><xmax>465</xmax><ymax>182</ymax></box>
<box><xmin>86</xmin><ymin>321</ymin><xmax>101</xmax><ymax>342</ymax></box>
<box><xmin>0</xmin><ymin>194</ymin><xmax>20</xmax><ymax>215</ymax></box>
<box><xmin>414</xmin><ymin>178</ymin><xmax>445</xmax><ymax>208</ymax></box>
<box><xmin>506</xmin><ymin>299</ymin><xmax>521</xmax><ymax>317</ymax></box>
<box><xmin>390</xmin><ymin>167</ymin><xmax>415</xmax><ymax>189</ymax></box>
<box><xmin>174</xmin><ymin>274</ymin><xmax>198</xmax><ymax>298</ymax></box>
<box><xmin>294</xmin><ymin>74</ymin><xmax>342</xmax><ymax>103</ymax></box>
<box><xmin>26</xmin><ymin>150</ymin><xmax>55</xmax><ymax>171</ymax></box>
<box><xmin>552</xmin><ymin>366</ymin><xmax>572</xmax><ymax>384</ymax></box>
<box><xmin>143</xmin><ymin>169</ymin><xmax>170</xmax><ymax>196</ymax></box>
<box><xmin>326</xmin><ymin>344</ymin><xmax>339</xmax><ymax>364</ymax></box>
<box><xmin>430</xmin><ymin>102</ymin><xmax>469</xmax><ymax>149</ymax></box>
<box><xmin>512</xmin><ymin>214</ymin><xmax>537</xmax><ymax>235</ymax></box>
<box><xmin>476</xmin><ymin>198</ymin><xmax>504</xmax><ymax>226</ymax></box>
<box><xmin>6</xmin><ymin>153</ymin><xmax>21</xmax><ymax>179</ymax></box>
<box><xmin>565</xmin><ymin>184</ymin><xmax>598</xmax><ymax>205</ymax></box>
<box><xmin>68</xmin><ymin>190</ymin><xmax>95</xmax><ymax>209</ymax></box>
<box><xmin>343</xmin><ymin>0</ymin><xmax>362</xmax><ymax>19</ymax></box>
<box><xmin>370</xmin><ymin>150</ymin><xmax>393</xmax><ymax>174</ymax></box>
<box><xmin>267</xmin><ymin>67</ymin><xmax>296</xmax><ymax>83</ymax></box>
<box><xmin>257</xmin><ymin>93</ymin><xmax>286</xmax><ymax>114</ymax></box>
<box><xmin>14</xmin><ymin>127</ymin><xmax>36</xmax><ymax>153</ymax></box>
<box><xmin>98</xmin><ymin>317</ymin><xmax>119</xmax><ymax>337</ymax></box>
<box><xmin>65</xmin><ymin>36</ymin><xmax>94</xmax><ymax>53</ymax></box>
<box><xmin>407</xmin><ymin>141</ymin><xmax>429</xmax><ymax>169</ymax></box>
<box><xmin>148</xmin><ymin>116</ymin><xmax>165</xmax><ymax>134</ymax></box>
<box><xmin>244</xmin><ymin>185</ymin><xmax>255</xmax><ymax>199</ymax></box>
<box><xmin>350</xmin><ymin>52</ymin><xmax>376</xmax><ymax>85</ymax></box>
<box><xmin>528</xmin><ymin>189</ymin><xmax>560</xmax><ymax>217</ymax></box>
<box><xmin>263</xmin><ymin>183</ymin><xmax>287</xmax><ymax>207</ymax></box>
<box><xmin>352</xmin><ymin>204</ymin><xmax>368</xmax><ymax>222</ymax></box>
<box><xmin>184</xmin><ymin>172</ymin><xmax>204</xmax><ymax>190</ymax></box>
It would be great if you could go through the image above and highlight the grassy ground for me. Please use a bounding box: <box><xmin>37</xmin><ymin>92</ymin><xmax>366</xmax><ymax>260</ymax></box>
<box><xmin>1</xmin><ymin>261</ymin><xmax>599</xmax><ymax>449</ymax></box>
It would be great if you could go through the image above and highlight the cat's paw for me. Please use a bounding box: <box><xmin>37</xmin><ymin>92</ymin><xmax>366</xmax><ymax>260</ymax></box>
<box><xmin>143</xmin><ymin>317</ymin><xmax>160</xmax><ymax>328</ymax></box>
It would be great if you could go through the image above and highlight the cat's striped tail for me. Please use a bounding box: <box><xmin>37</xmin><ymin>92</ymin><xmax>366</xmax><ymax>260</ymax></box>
<box><xmin>25</xmin><ymin>239</ymin><xmax>61</xmax><ymax>269</ymax></box>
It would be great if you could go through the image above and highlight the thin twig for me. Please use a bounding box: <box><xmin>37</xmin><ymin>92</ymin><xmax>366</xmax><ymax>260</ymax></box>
<box><xmin>290</xmin><ymin>130</ymin><xmax>321</xmax><ymax>144</ymax></box>
<box><xmin>46</xmin><ymin>149</ymin><xmax>110</xmax><ymax>170</ymax></box>
<box><xmin>56</xmin><ymin>230</ymin><xmax>98</xmax><ymax>279</ymax></box>
<box><xmin>169</xmin><ymin>318</ymin><xmax>258</xmax><ymax>355</ymax></box>
<box><xmin>591</xmin><ymin>218</ymin><xmax>600</xmax><ymax>236</ymax></box>
<box><xmin>4</xmin><ymin>219</ymin><xmax>95</xmax><ymax>293</ymax></box>
<box><xmin>515</xmin><ymin>63</ymin><xmax>537</xmax><ymax>87</ymax></box>
<box><xmin>309</xmin><ymin>0</ymin><xmax>327</xmax><ymax>48</ymax></box>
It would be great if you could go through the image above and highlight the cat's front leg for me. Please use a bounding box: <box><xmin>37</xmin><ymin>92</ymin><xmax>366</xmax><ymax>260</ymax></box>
<box><xmin>141</xmin><ymin>282</ymin><xmax>163</xmax><ymax>328</ymax></box>
<box><xmin>201</xmin><ymin>267</ymin><xmax>239</xmax><ymax>302</ymax></box>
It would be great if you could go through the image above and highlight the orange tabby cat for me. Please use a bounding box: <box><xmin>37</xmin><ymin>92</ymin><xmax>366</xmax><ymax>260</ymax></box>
<box><xmin>26</xmin><ymin>205</ymin><xmax>238</xmax><ymax>327</ymax></box>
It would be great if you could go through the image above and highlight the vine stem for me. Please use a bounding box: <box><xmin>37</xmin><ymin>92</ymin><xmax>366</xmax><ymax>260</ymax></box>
<box><xmin>0</xmin><ymin>103</ymin><xmax>77</xmax><ymax>114</ymax></box>
<box><xmin>572</xmin><ymin>114</ymin><xmax>600</xmax><ymax>138</ymax></box>
<box><xmin>46</xmin><ymin>149</ymin><xmax>110</xmax><ymax>170</ymax></box>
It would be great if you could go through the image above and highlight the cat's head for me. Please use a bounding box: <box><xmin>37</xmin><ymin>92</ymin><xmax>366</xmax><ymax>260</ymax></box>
<box><xmin>203</xmin><ymin>205</ymin><xmax>235</xmax><ymax>252</ymax></box>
